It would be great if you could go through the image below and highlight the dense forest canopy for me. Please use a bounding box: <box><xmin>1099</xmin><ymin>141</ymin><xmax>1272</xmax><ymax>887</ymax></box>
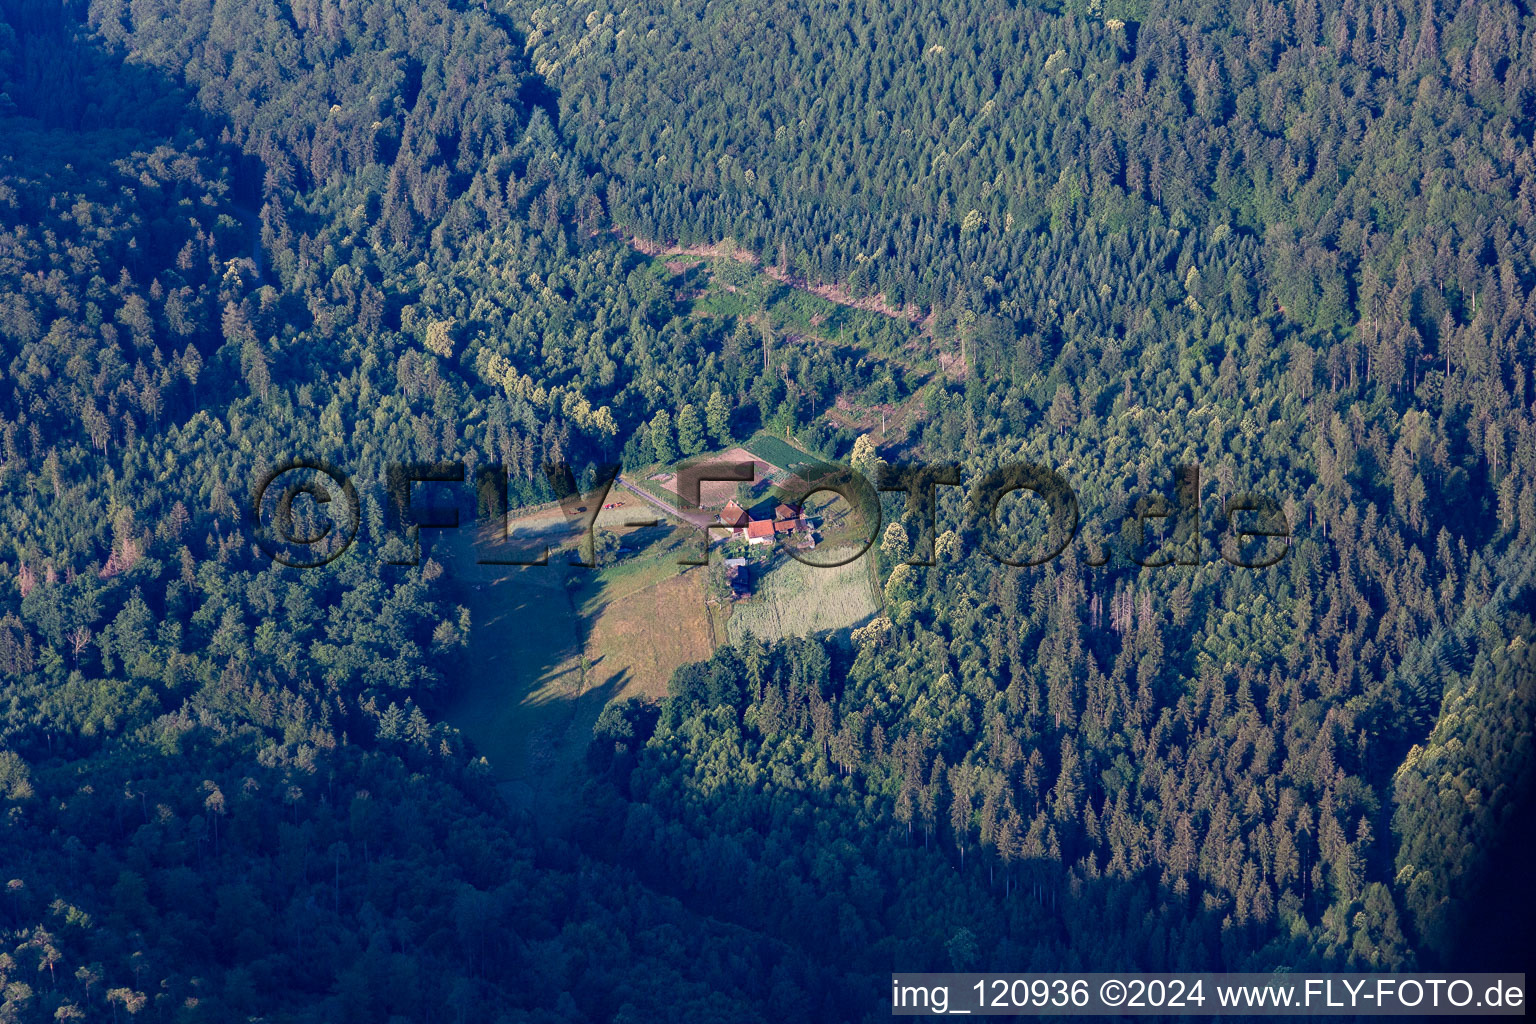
<box><xmin>0</xmin><ymin>0</ymin><xmax>1532</xmax><ymax>1018</ymax></box>
<box><xmin>527</xmin><ymin>0</ymin><xmax>1536</xmax><ymax>972</ymax></box>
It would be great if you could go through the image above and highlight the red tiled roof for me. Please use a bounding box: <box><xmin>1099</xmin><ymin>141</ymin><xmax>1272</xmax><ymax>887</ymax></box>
<box><xmin>720</xmin><ymin>500</ymin><xmax>749</xmax><ymax>527</ymax></box>
<box><xmin>746</xmin><ymin>519</ymin><xmax>775</xmax><ymax>540</ymax></box>
<box><xmin>774</xmin><ymin>503</ymin><xmax>799</xmax><ymax>521</ymax></box>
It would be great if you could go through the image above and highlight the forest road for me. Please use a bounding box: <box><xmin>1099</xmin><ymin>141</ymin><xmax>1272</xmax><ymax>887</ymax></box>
<box><xmin>614</xmin><ymin>476</ymin><xmax>717</xmax><ymax>528</ymax></box>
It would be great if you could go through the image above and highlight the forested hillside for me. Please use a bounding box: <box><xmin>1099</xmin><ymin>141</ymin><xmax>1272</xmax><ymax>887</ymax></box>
<box><xmin>527</xmin><ymin>0</ymin><xmax>1536</xmax><ymax>978</ymax></box>
<box><xmin>533</xmin><ymin>0</ymin><xmax>1535</xmax><ymax>352</ymax></box>
<box><xmin>0</xmin><ymin>0</ymin><xmax>835</xmax><ymax>1018</ymax></box>
<box><xmin>0</xmin><ymin>0</ymin><xmax>1532</xmax><ymax>1018</ymax></box>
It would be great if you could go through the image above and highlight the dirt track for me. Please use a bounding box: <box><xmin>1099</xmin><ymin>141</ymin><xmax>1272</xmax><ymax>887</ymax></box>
<box><xmin>614</xmin><ymin>476</ymin><xmax>717</xmax><ymax>528</ymax></box>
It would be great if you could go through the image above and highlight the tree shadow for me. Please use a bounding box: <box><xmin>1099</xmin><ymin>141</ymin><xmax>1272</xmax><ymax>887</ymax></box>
<box><xmin>423</xmin><ymin>509</ymin><xmax>714</xmax><ymax>832</ymax></box>
<box><xmin>567</xmin><ymin>722</ymin><xmax>1253</xmax><ymax>1022</ymax></box>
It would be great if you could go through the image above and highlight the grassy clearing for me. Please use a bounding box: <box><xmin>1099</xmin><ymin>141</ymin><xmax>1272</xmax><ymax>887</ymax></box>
<box><xmin>575</xmin><ymin>524</ymin><xmax>696</xmax><ymax>603</ymax></box>
<box><xmin>575</xmin><ymin>527</ymin><xmax>715</xmax><ymax>701</ymax></box>
<box><xmin>439</xmin><ymin>560</ymin><xmax>596</xmax><ymax>798</ymax></box>
<box><xmin>439</xmin><ymin>518</ymin><xmax>716</xmax><ymax>803</ymax></box>
<box><xmin>581</xmin><ymin>569</ymin><xmax>714</xmax><ymax>702</ymax></box>
<box><xmin>655</xmin><ymin>245</ymin><xmax>928</xmax><ymax>367</ymax></box>
<box><xmin>763</xmin><ymin>282</ymin><xmax>882</xmax><ymax>338</ymax></box>
<box><xmin>726</xmin><ymin>543</ymin><xmax>880</xmax><ymax>644</ymax></box>
<box><xmin>696</xmin><ymin>280</ymin><xmax>762</xmax><ymax>319</ymax></box>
